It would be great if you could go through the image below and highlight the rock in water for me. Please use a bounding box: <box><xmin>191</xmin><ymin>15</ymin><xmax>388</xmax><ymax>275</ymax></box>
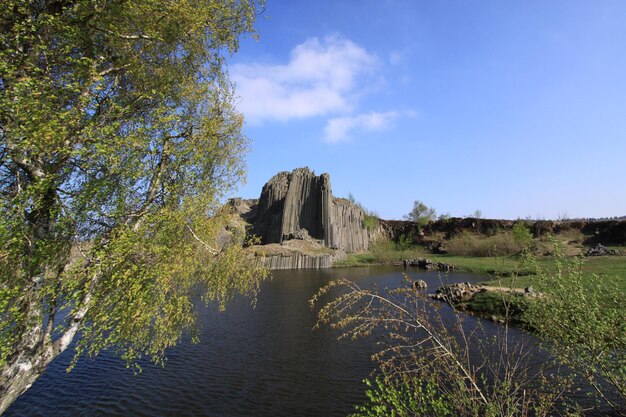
<box><xmin>414</xmin><ymin>279</ymin><xmax>428</xmax><ymax>289</ymax></box>
<box><xmin>253</xmin><ymin>168</ymin><xmax>369</xmax><ymax>252</ymax></box>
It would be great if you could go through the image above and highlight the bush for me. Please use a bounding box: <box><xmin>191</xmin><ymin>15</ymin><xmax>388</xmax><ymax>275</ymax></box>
<box><xmin>312</xmin><ymin>276</ymin><xmax>574</xmax><ymax>417</ymax></box>
<box><xmin>351</xmin><ymin>376</ymin><xmax>451</xmax><ymax>417</ymax></box>
<box><xmin>396</xmin><ymin>234</ymin><xmax>413</xmax><ymax>251</ymax></box>
<box><xmin>512</xmin><ymin>222</ymin><xmax>533</xmax><ymax>250</ymax></box>
<box><xmin>363</xmin><ymin>214</ymin><xmax>379</xmax><ymax>231</ymax></box>
<box><xmin>524</xmin><ymin>242</ymin><xmax>626</xmax><ymax>413</ymax></box>
<box><xmin>446</xmin><ymin>232</ymin><xmax>523</xmax><ymax>257</ymax></box>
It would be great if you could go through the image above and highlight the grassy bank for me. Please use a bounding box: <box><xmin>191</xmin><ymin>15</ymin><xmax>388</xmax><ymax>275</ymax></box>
<box><xmin>336</xmin><ymin>242</ymin><xmax>626</xmax><ymax>291</ymax></box>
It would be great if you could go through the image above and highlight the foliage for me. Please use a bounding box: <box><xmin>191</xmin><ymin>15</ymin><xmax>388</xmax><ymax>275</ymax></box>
<box><xmin>524</xmin><ymin>241</ymin><xmax>626</xmax><ymax>413</ymax></box>
<box><xmin>311</xmin><ymin>276</ymin><xmax>572</xmax><ymax>417</ymax></box>
<box><xmin>363</xmin><ymin>214</ymin><xmax>380</xmax><ymax>232</ymax></box>
<box><xmin>321</xmin><ymin>241</ymin><xmax>626</xmax><ymax>415</ymax></box>
<box><xmin>464</xmin><ymin>291</ymin><xmax>528</xmax><ymax>322</ymax></box>
<box><xmin>446</xmin><ymin>231</ymin><xmax>523</xmax><ymax>257</ymax></box>
<box><xmin>0</xmin><ymin>0</ymin><xmax>266</xmax><ymax>411</ymax></box>
<box><xmin>404</xmin><ymin>200</ymin><xmax>436</xmax><ymax>227</ymax></box>
<box><xmin>347</xmin><ymin>193</ymin><xmax>380</xmax><ymax>231</ymax></box>
<box><xmin>396</xmin><ymin>234</ymin><xmax>413</xmax><ymax>251</ymax></box>
<box><xmin>512</xmin><ymin>222</ymin><xmax>533</xmax><ymax>251</ymax></box>
<box><xmin>351</xmin><ymin>376</ymin><xmax>452</xmax><ymax>417</ymax></box>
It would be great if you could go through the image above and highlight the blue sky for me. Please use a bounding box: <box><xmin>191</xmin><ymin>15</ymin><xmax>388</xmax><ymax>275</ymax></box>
<box><xmin>226</xmin><ymin>0</ymin><xmax>626</xmax><ymax>220</ymax></box>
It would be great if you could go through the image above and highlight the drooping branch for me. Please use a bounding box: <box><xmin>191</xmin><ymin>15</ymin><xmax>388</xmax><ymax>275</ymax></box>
<box><xmin>186</xmin><ymin>225</ymin><xmax>219</xmax><ymax>255</ymax></box>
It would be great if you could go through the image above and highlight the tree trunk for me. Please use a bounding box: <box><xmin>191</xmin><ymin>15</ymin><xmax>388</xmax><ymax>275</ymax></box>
<box><xmin>0</xmin><ymin>289</ymin><xmax>90</xmax><ymax>415</ymax></box>
<box><xmin>0</xmin><ymin>295</ymin><xmax>50</xmax><ymax>415</ymax></box>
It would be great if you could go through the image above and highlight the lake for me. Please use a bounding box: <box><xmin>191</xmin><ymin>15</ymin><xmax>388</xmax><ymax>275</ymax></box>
<box><xmin>7</xmin><ymin>266</ymin><xmax>516</xmax><ymax>417</ymax></box>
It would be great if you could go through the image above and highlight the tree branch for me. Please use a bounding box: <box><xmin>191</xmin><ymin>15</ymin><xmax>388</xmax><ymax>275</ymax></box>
<box><xmin>186</xmin><ymin>225</ymin><xmax>219</xmax><ymax>255</ymax></box>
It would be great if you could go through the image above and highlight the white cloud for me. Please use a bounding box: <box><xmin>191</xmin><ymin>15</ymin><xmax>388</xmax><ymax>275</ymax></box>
<box><xmin>232</xmin><ymin>36</ymin><xmax>378</xmax><ymax>122</ymax></box>
<box><xmin>324</xmin><ymin>111</ymin><xmax>413</xmax><ymax>143</ymax></box>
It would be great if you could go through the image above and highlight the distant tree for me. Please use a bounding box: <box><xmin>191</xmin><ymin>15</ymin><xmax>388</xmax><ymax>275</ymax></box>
<box><xmin>438</xmin><ymin>213</ymin><xmax>452</xmax><ymax>221</ymax></box>
<box><xmin>404</xmin><ymin>200</ymin><xmax>436</xmax><ymax>227</ymax></box>
<box><xmin>472</xmin><ymin>209</ymin><xmax>482</xmax><ymax>219</ymax></box>
<box><xmin>0</xmin><ymin>0</ymin><xmax>266</xmax><ymax>412</ymax></box>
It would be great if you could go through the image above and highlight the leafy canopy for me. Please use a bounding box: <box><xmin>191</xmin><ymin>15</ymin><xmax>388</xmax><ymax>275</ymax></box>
<box><xmin>404</xmin><ymin>200</ymin><xmax>436</xmax><ymax>227</ymax></box>
<box><xmin>0</xmin><ymin>0</ymin><xmax>267</xmax><ymax>409</ymax></box>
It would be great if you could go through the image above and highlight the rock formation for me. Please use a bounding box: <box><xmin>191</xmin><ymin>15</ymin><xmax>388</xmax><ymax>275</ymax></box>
<box><xmin>403</xmin><ymin>258</ymin><xmax>455</xmax><ymax>272</ymax></box>
<box><xmin>252</xmin><ymin>168</ymin><xmax>368</xmax><ymax>253</ymax></box>
<box><xmin>259</xmin><ymin>253</ymin><xmax>334</xmax><ymax>270</ymax></box>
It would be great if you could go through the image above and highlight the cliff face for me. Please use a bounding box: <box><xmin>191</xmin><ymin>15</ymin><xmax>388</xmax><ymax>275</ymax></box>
<box><xmin>252</xmin><ymin>168</ymin><xmax>368</xmax><ymax>253</ymax></box>
<box><xmin>326</xmin><ymin>198</ymin><xmax>369</xmax><ymax>252</ymax></box>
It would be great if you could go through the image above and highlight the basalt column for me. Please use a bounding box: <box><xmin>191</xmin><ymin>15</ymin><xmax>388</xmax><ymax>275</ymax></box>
<box><xmin>280</xmin><ymin>168</ymin><xmax>324</xmax><ymax>241</ymax></box>
<box><xmin>253</xmin><ymin>167</ymin><xmax>369</xmax><ymax>252</ymax></box>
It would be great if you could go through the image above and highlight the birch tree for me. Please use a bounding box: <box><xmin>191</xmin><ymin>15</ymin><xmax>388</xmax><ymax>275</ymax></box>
<box><xmin>0</xmin><ymin>0</ymin><xmax>266</xmax><ymax>412</ymax></box>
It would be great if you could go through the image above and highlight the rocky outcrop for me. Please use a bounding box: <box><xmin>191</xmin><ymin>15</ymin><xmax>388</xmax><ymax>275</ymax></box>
<box><xmin>375</xmin><ymin>217</ymin><xmax>626</xmax><ymax>249</ymax></box>
<box><xmin>252</xmin><ymin>168</ymin><xmax>368</xmax><ymax>253</ymax></box>
<box><xmin>259</xmin><ymin>253</ymin><xmax>333</xmax><ymax>270</ymax></box>
<box><xmin>403</xmin><ymin>258</ymin><xmax>455</xmax><ymax>272</ymax></box>
<box><xmin>326</xmin><ymin>198</ymin><xmax>369</xmax><ymax>253</ymax></box>
<box><xmin>431</xmin><ymin>282</ymin><xmax>479</xmax><ymax>304</ymax></box>
<box><xmin>585</xmin><ymin>243</ymin><xmax>622</xmax><ymax>256</ymax></box>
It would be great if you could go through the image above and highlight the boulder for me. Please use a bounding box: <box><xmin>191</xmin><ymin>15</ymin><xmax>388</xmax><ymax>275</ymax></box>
<box><xmin>413</xmin><ymin>279</ymin><xmax>428</xmax><ymax>290</ymax></box>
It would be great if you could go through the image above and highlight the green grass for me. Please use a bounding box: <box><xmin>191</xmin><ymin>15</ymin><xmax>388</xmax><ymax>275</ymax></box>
<box><xmin>336</xmin><ymin>244</ymin><xmax>626</xmax><ymax>291</ymax></box>
<box><xmin>334</xmin><ymin>253</ymin><xmax>379</xmax><ymax>267</ymax></box>
<box><xmin>430</xmin><ymin>254</ymin><xmax>534</xmax><ymax>276</ymax></box>
<box><xmin>480</xmin><ymin>255</ymin><xmax>626</xmax><ymax>291</ymax></box>
<box><xmin>462</xmin><ymin>291</ymin><xmax>528</xmax><ymax>322</ymax></box>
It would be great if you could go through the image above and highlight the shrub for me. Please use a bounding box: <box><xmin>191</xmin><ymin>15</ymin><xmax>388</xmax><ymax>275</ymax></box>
<box><xmin>446</xmin><ymin>232</ymin><xmax>522</xmax><ymax>257</ymax></box>
<box><xmin>396</xmin><ymin>234</ymin><xmax>413</xmax><ymax>251</ymax></box>
<box><xmin>512</xmin><ymin>222</ymin><xmax>533</xmax><ymax>250</ymax></box>
<box><xmin>363</xmin><ymin>214</ymin><xmax>380</xmax><ymax>231</ymax></box>
<box><xmin>524</xmin><ymin>241</ymin><xmax>626</xmax><ymax>413</ymax></box>
<box><xmin>312</xmin><ymin>276</ymin><xmax>574</xmax><ymax>417</ymax></box>
<box><xmin>351</xmin><ymin>376</ymin><xmax>451</xmax><ymax>417</ymax></box>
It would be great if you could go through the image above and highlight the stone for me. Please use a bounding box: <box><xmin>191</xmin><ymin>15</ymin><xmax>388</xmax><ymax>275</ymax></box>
<box><xmin>414</xmin><ymin>279</ymin><xmax>428</xmax><ymax>290</ymax></box>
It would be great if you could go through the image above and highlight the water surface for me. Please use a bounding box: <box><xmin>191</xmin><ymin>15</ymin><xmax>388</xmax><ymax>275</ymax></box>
<box><xmin>7</xmin><ymin>266</ymin><xmax>492</xmax><ymax>417</ymax></box>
